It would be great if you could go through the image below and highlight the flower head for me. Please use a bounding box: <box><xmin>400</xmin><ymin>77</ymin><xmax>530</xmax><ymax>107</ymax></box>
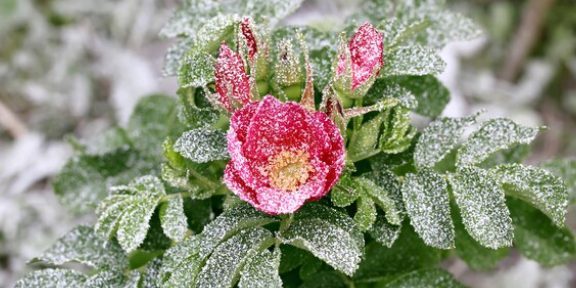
<box><xmin>215</xmin><ymin>43</ymin><xmax>251</xmax><ymax>112</ymax></box>
<box><xmin>224</xmin><ymin>96</ymin><xmax>345</xmax><ymax>214</ymax></box>
<box><xmin>336</xmin><ymin>22</ymin><xmax>384</xmax><ymax>93</ymax></box>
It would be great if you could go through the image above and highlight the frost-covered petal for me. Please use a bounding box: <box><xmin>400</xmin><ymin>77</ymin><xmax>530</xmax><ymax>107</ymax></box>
<box><xmin>240</xmin><ymin>18</ymin><xmax>258</xmax><ymax>60</ymax></box>
<box><xmin>215</xmin><ymin>44</ymin><xmax>251</xmax><ymax>111</ymax></box>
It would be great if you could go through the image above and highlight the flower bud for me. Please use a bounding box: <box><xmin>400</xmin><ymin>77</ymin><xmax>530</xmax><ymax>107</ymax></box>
<box><xmin>238</xmin><ymin>18</ymin><xmax>269</xmax><ymax>97</ymax></box>
<box><xmin>274</xmin><ymin>39</ymin><xmax>306</xmax><ymax>101</ymax></box>
<box><xmin>214</xmin><ymin>43</ymin><xmax>251</xmax><ymax>112</ymax></box>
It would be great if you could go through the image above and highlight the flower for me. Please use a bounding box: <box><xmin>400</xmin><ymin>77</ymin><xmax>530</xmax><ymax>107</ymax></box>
<box><xmin>336</xmin><ymin>22</ymin><xmax>384</xmax><ymax>95</ymax></box>
<box><xmin>224</xmin><ymin>96</ymin><xmax>345</xmax><ymax>214</ymax></box>
<box><xmin>214</xmin><ymin>43</ymin><xmax>251</xmax><ymax>112</ymax></box>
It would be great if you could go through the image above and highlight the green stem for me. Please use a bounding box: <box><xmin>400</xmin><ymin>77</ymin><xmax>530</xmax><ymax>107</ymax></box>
<box><xmin>338</xmin><ymin>272</ymin><xmax>356</xmax><ymax>288</ymax></box>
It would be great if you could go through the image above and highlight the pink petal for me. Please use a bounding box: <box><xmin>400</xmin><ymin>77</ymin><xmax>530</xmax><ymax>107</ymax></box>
<box><xmin>240</xmin><ymin>18</ymin><xmax>258</xmax><ymax>61</ymax></box>
<box><xmin>215</xmin><ymin>44</ymin><xmax>251</xmax><ymax>111</ymax></box>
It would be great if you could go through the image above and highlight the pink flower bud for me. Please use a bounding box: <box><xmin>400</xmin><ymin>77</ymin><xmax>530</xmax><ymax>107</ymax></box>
<box><xmin>214</xmin><ymin>44</ymin><xmax>251</xmax><ymax>112</ymax></box>
<box><xmin>240</xmin><ymin>18</ymin><xmax>258</xmax><ymax>61</ymax></box>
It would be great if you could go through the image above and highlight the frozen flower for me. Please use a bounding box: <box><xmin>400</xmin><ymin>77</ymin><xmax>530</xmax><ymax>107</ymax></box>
<box><xmin>224</xmin><ymin>96</ymin><xmax>345</xmax><ymax>214</ymax></box>
<box><xmin>214</xmin><ymin>43</ymin><xmax>252</xmax><ymax>112</ymax></box>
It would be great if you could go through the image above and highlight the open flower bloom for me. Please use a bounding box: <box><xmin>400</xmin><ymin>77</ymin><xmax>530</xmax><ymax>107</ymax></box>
<box><xmin>336</xmin><ymin>22</ymin><xmax>384</xmax><ymax>91</ymax></box>
<box><xmin>224</xmin><ymin>96</ymin><xmax>345</xmax><ymax>214</ymax></box>
<box><xmin>215</xmin><ymin>43</ymin><xmax>252</xmax><ymax>112</ymax></box>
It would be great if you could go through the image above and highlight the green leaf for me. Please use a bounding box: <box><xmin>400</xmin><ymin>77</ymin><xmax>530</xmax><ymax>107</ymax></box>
<box><xmin>358</xmin><ymin>176</ymin><xmax>403</xmax><ymax>226</ymax></box>
<box><xmin>179</xmin><ymin>48</ymin><xmax>215</xmax><ymax>88</ymax></box>
<box><xmin>456</xmin><ymin>119</ymin><xmax>539</xmax><ymax>168</ymax></box>
<box><xmin>354</xmin><ymin>196</ymin><xmax>378</xmax><ymax>231</ymax></box>
<box><xmin>160</xmin><ymin>195</ymin><xmax>189</xmax><ymax>242</ymax></box>
<box><xmin>128</xmin><ymin>95</ymin><xmax>182</xmax><ymax>160</ymax></box>
<box><xmin>379</xmin><ymin>107</ymin><xmax>417</xmax><ymax>154</ymax></box>
<box><xmin>368</xmin><ymin>213</ymin><xmax>402</xmax><ymax>248</ymax></box>
<box><xmin>14</xmin><ymin>269</ymin><xmax>87</xmax><ymax>288</ymax></box>
<box><xmin>331</xmin><ymin>174</ymin><xmax>361</xmax><ymax>207</ymax></box>
<box><xmin>300</xmin><ymin>271</ymin><xmax>346</xmax><ymax>288</ymax></box>
<box><xmin>508</xmin><ymin>198</ymin><xmax>576</xmax><ymax>266</ymax></box>
<box><xmin>414</xmin><ymin>115</ymin><xmax>477</xmax><ymax>169</ymax></box>
<box><xmin>382</xmin><ymin>44</ymin><xmax>445</xmax><ymax>77</ymax></box>
<box><xmin>83</xmin><ymin>271</ymin><xmax>141</xmax><ymax>288</ymax></box>
<box><xmin>348</xmin><ymin>114</ymin><xmax>384</xmax><ymax>161</ymax></box>
<box><xmin>116</xmin><ymin>196</ymin><xmax>160</xmax><ymax>253</ymax></box>
<box><xmin>81</xmin><ymin>127</ymin><xmax>132</xmax><ymax>156</ymax></box>
<box><xmin>449</xmin><ymin>167</ymin><xmax>513</xmax><ymax>249</ymax></box>
<box><xmin>383</xmin><ymin>268</ymin><xmax>465</xmax><ymax>288</ymax></box>
<box><xmin>196</xmin><ymin>227</ymin><xmax>274</xmax><ymax>287</ymax></box>
<box><xmin>174</xmin><ymin>128</ymin><xmax>229</xmax><ymax>163</ymax></box>
<box><xmin>279</xmin><ymin>204</ymin><xmax>364</xmax><ymax>276</ymax></box>
<box><xmin>541</xmin><ymin>159</ymin><xmax>576</xmax><ymax>203</ymax></box>
<box><xmin>31</xmin><ymin>226</ymin><xmax>127</xmax><ymax>270</ymax></box>
<box><xmin>238</xmin><ymin>249</ymin><xmax>283</xmax><ymax>288</ymax></box>
<box><xmin>452</xmin><ymin>203</ymin><xmax>509</xmax><ymax>270</ymax></box>
<box><xmin>492</xmin><ymin>164</ymin><xmax>568</xmax><ymax>227</ymax></box>
<box><xmin>402</xmin><ymin>170</ymin><xmax>454</xmax><ymax>249</ymax></box>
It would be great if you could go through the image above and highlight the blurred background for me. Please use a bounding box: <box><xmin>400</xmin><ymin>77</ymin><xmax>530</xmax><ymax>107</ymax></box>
<box><xmin>0</xmin><ymin>0</ymin><xmax>574</xmax><ymax>287</ymax></box>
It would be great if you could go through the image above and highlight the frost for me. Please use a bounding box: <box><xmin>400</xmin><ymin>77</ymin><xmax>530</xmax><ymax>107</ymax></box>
<box><xmin>456</xmin><ymin>118</ymin><xmax>539</xmax><ymax>167</ymax></box>
<box><xmin>14</xmin><ymin>269</ymin><xmax>87</xmax><ymax>288</ymax></box>
<box><xmin>508</xmin><ymin>198</ymin><xmax>576</xmax><ymax>267</ymax></box>
<box><xmin>95</xmin><ymin>176</ymin><xmax>166</xmax><ymax>253</ymax></box>
<box><xmin>358</xmin><ymin>175</ymin><xmax>403</xmax><ymax>226</ymax></box>
<box><xmin>179</xmin><ymin>48</ymin><xmax>215</xmax><ymax>88</ymax></box>
<box><xmin>354</xmin><ymin>196</ymin><xmax>377</xmax><ymax>232</ymax></box>
<box><xmin>174</xmin><ymin>128</ymin><xmax>229</xmax><ymax>163</ymax></box>
<box><xmin>196</xmin><ymin>227</ymin><xmax>274</xmax><ymax>288</ymax></box>
<box><xmin>414</xmin><ymin>114</ymin><xmax>477</xmax><ymax>169</ymax></box>
<box><xmin>238</xmin><ymin>249</ymin><xmax>282</xmax><ymax>288</ymax></box>
<box><xmin>402</xmin><ymin>170</ymin><xmax>454</xmax><ymax>249</ymax></box>
<box><xmin>83</xmin><ymin>271</ymin><xmax>140</xmax><ymax>288</ymax></box>
<box><xmin>331</xmin><ymin>174</ymin><xmax>361</xmax><ymax>207</ymax></box>
<box><xmin>383</xmin><ymin>44</ymin><xmax>446</xmax><ymax>77</ymax></box>
<box><xmin>492</xmin><ymin>164</ymin><xmax>568</xmax><ymax>227</ymax></box>
<box><xmin>32</xmin><ymin>226</ymin><xmax>127</xmax><ymax>270</ymax></box>
<box><xmin>163</xmin><ymin>39</ymin><xmax>194</xmax><ymax>77</ymax></box>
<box><xmin>541</xmin><ymin>159</ymin><xmax>576</xmax><ymax>203</ymax></box>
<box><xmin>368</xmin><ymin>214</ymin><xmax>402</xmax><ymax>248</ymax></box>
<box><xmin>384</xmin><ymin>268</ymin><xmax>465</xmax><ymax>288</ymax></box>
<box><xmin>279</xmin><ymin>204</ymin><xmax>364</xmax><ymax>276</ymax></box>
<box><xmin>379</xmin><ymin>107</ymin><xmax>417</xmax><ymax>154</ymax></box>
<box><xmin>449</xmin><ymin>167</ymin><xmax>513</xmax><ymax>249</ymax></box>
<box><xmin>160</xmin><ymin>195</ymin><xmax>189</xmax><ymax>242</ymax></box>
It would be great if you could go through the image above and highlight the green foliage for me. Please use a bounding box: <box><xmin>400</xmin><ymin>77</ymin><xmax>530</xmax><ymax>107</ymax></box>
<box><xmin>542</xmin><ymin>159</ymin><xmax>576</xmax><ymax>203</ymax></box>
<box><xmin>383</xmin><ymin>268</ymin><xmax>466</xmax><ymax>288</ymax></box>
<box><xmin>174</xmin><ymin>128</ymin><xmax>229</xmax><ymax>163</ymax></box>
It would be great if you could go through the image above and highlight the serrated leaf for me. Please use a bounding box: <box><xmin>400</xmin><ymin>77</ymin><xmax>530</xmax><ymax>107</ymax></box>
<box><xmin>355</xmin><ymin>196</ymin><xmax>377</xmax><ymax>231</ymax></box>
<box><xmin>402</xmin><ymin>170</ymin><xmax>454</xmax><ymax>249</ymax></box>
<box><xmin>383</xmin><ymin>268</ymin><xmax>465</xmax><ymax>288</ymax></box>
<box><xmin>492</xmin><ymin>164</ymin><xmax>568</xmax><ymax>227</ymax></box>
<box><xmin>31</xmin><ymin>226</ymin><xmax>127</xmax><ymax>270</ymax></box>
<box><xmin>414</xmin><ymin>115</ymin><xmax>477</xmax><ymax>169</ymax></box>
<box><xmin>331</xmin><ymin>174</ymin><xmax>361</xmax><ymax>207</ymax></box>
<box><xmin>368</xmin><ymin>214</ymin><xmax>402</xmax><ymax>248</ymax></box>
<box><xmin>117</xmin><ymin>196</ymin><xmax>160</xmax><ymax>253</ymax></box>
<box><xmin>279</xmin><ymin>204</ymin><xmax>364</xmax><ymax>276</ymax></box>
<box><xmin>174</xmin><ymin>128</ymin><xmax>228</xmax><ymax>163</ymax></box>
<box><xmin>449</xmin><ymin>167</ymin><xmax>513</xmax><ymax>249</ymax></box>
<box><xmin>456</xmin><ymin>119</ymin><xmax>539</xmax><ymax>167</ymax></box>
<box><xmin>14</xmin><ymin>269</ymin><xmax>87</xmax><ymax>288</ymax></box>
<box><xmin>238</xmin><ymin>249</ymin><xmax>282</xmax><ymax>288</ymax></box>
<box><xmin>508</xmin><ymin>197</ymin><xmax>576</xmax><ymax>266</ymax></box>
<box><xmin>541</xmin><ymin>159</ymin><xmax>576</xmax><ymax>203</ymax></box>
<box><xmin>179</xmin><ymin>48</ymin><xmax>215</xmax><ymax>88</ymax></box>
<box><xmin>348</xmin><ymin>114</ymin><xmax>384</xmax><ymax>161</ymax></box>
<box><xmin>380</xmin><ymin>107</ymin><xmax>417</xmax><ymax>154</ymax></box>
<box><xmin>160</xmin><ymin>195</ymin><xmax>189</xmax><ymax>242</ymax></box>
<box><xmin>358</xmin><ymin>176</ymin><xmax>403</xmax><ymax>226</ymax></box>
<box><xmin>83</xmin><ymin>271</ymin><xmax>140</xmax><ymax>288</ymax></box>
<box><xmin>383</xmin><ymin>44</ymin><xmax>445</xmax><ymax>77</ymax></box>
<box><xmin>196</xmin><ymin>227</ymin><xmax>274</xmax><ymax>288</ymax></box>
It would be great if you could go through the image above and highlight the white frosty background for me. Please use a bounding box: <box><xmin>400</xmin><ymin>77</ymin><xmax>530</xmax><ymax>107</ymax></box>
<box><xmin>0</xmin><ymin>0</ymin><xmax>573</xmax><ymax>287</ymax></box>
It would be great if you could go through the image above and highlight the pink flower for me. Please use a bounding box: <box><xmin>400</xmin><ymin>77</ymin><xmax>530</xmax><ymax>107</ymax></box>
<box><xmin>337</xmin><ymin>23</ymin><xmax>384</xmax><ymax>90</ymax></box>
<box><xmin>224</xmin><ymin>96</ymin><xmax>345</xmax><ymax>215</ymax></box>
<box><xmin>215</xmin><ymin>43</ymin><xmax>251</xmax><ymax>112</ymax></box>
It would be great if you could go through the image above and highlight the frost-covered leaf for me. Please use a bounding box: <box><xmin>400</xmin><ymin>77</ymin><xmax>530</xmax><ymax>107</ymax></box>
<box><xmin>14</xmin><ymin>269</ymin><xmax>87</xmax><ymax>288</ymax></box>
<box><xmin>492</xmin><ymin>164</ymin><xmax>568</xmax><ymax>226</ymax></box>
<box><xmin>128</xmin><ymin>95</ymin><xmax>183</xmax><ymax>160</ymax></box>
<box><xmin>402</xmin><ymin>170</ymin><xmax>454</xmax><ymax>249</ymax></box>
<box><xmin>116</xmin><ymin>196</ymin><xmax>160</xmax><ymax>253</ymax></box>
<box><xmin>414</xmin><ymin>115</ymin><xmax>477</xmax><ymax>169</ymax></box>
<box><xmin>163</xmin><ymin>39</ymin><xmax>194</xmax><ymax>77</ymax></box>
<box><xmin>348</xmin><ymin>114</ymin><xmax>384</xmax><ymax>161</ymax></box>
<box><xmin>368</xmin><ymin>214</ymin><xmax>402</xmax><ymax>248</ymax></box>
<box><xmin>174</xmin><ymin>128</ymin><xmax>229</xmax><ymax>163</ymax></box>
<box><xmin>449</xmin><ymin>167</ymin><xmax>513</xmax><ymax>249</ymax></box>
<box><xmin>83</xmin><ymin>271</ymin><xmax>140</xmax><ymax>288</ymax></box>
<box><xmin>379</xmin><ymin>107</ymin><xmax>417</xmax><ymax>154</ymax></box>
<box><xmin>31</xmin><ymin>226</ymin><xmax>127</xmax><ymax>270</ymax></box>
<box><xmin>238</xmin><ymin>249</ymin><xmax>282</xmax><ymax>288</ymax></box>
<box><xmin>179</xmin><ymin>48</ymin><xmax>215</xmax><ymax>88</ymax></box>
<box><xmin>331</xmin><ymin>174</ymin><xmax>361</xmax><ymax>207</ymax></box>
<box><xmin>279</xmin><ymin>204</ymin><xmax>364</xmax><ymax>276</ymax></box>
<box><xmin>383</xmin><ymin>268</ymin><xmax>465</xmax><ymax>288</ymax></box>
<box><xmin>541</xmin><ymin>159</ymin><xmax>576</xmax><ymax>203</ymax></box>
<box><xmin>452</xmin><ymin>204</ymin><xmax>509</xmax><ymax>270</ymax></box>
<box><xmin>382</xmin><ymin>44</ymin><xmax>445</xmax><ymax>77</ymax></box>
<box><xmin>355</xmin><ymin>196</ymin><xmax>377</xmax><ymax>231</ymax></box>
<box><xmin>160</xmin><ymin>195</ymin><xmax>189</xmax><ymax>242</ymax></box>
<box><xmin>81</xmin><ymin>127</ymin><xmax>132</xmax><ymax>156</ymax></box>
<box><xmin>358</xmin><ymin>176</ymin><xmax>403</xmax><ymax>226</ymax></box>
<box><xmin>456</xmin><ymin>119</ymin><xmax>539</xmax><ymax>167</ymax></box>
<box><xmin>196</xmin><ymin>227</ymin><xmax>274</xmax><ymax>288</ymax></box>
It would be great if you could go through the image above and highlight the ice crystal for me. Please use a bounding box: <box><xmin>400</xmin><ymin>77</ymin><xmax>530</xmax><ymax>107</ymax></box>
<box><xmin>83</xmin><ymin>271</ymin><xmax>140</xmax><ymax>288</ymax></box>
<box><xmin>238</xmin><ymin>249</ymin><xmax>283</xmax><ymax>288</ymax></box>
<box><xmin>368</xmin><ymin>214</ymin><xmax>402</xmax><ymax>248</ymax></box>
<box><xmin>541</xmin><ymin>159</ymin><xmax>576</xmax><ymax>203</ymax></box>
<box><xmin>32</xmin><ymin>226</ymin><xmax>127</xmax><ymax>270</ymax></box>
<box><xmin>14</xmin><ymin>269</ymin><xmax>87</xmax><ymax>288</ymax></box>
<box><xmin>402</xmin><ymin>170</ymin><xmax>455</xmax><ymax>249</ymax></box>
<box><xmin>383</xmin><ymin>44</ymin><xmax>445</xmax><ymax>77</ymax></box>
<box><xmin>492</xmin><ymin>164</ymin><xmax>568</xmax><ymax>227</ymax></box>
<box><xmin>116</xmin><ymin>196</ymin><xmax>159</xmax><ymax>252</ymax></box>
<box><xmin>456</xmin><ymin>118</ymin><xmax>539</xmax><ymax>167</ymax></box>
<box><xmin>449</xmin><ymin>167</ymin><xmax>513</xmax><ymax>249</ymax></box>
<box><xmin>354</xmin><ymin>196</ymin><xmax>378</xmax><ymax>232</ymax></box>
<box><xmin>174</xmin><ymin>128</ymin><xmax>229</xmax><ymax>163</ymax></box>
<box><xmin>160</xmin><ymin>195</ymin><xmax>189</xmax><ymax>242</ymax></box>
<box><xmin>415</xmin><ymin>114</ymin><xmax>477</xmax><ymax>169</ymax></box>
<box><xmin>384</xmin><ymin>268</ymin><xmax>465</xmax><ymax>288</ymax></box>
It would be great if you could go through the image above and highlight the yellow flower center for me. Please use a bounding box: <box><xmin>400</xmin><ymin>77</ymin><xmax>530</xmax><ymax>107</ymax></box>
<box><xmin>265</xmin><ymin>150</ymin><xmax>314</xmax><ymax>191</ymax></box>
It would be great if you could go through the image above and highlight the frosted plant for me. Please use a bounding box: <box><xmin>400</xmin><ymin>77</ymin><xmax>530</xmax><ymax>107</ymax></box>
<box><xmin>13</xmin><ymin>0</ymin><xmax>576</xmax><ymax>287</ymax></box>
